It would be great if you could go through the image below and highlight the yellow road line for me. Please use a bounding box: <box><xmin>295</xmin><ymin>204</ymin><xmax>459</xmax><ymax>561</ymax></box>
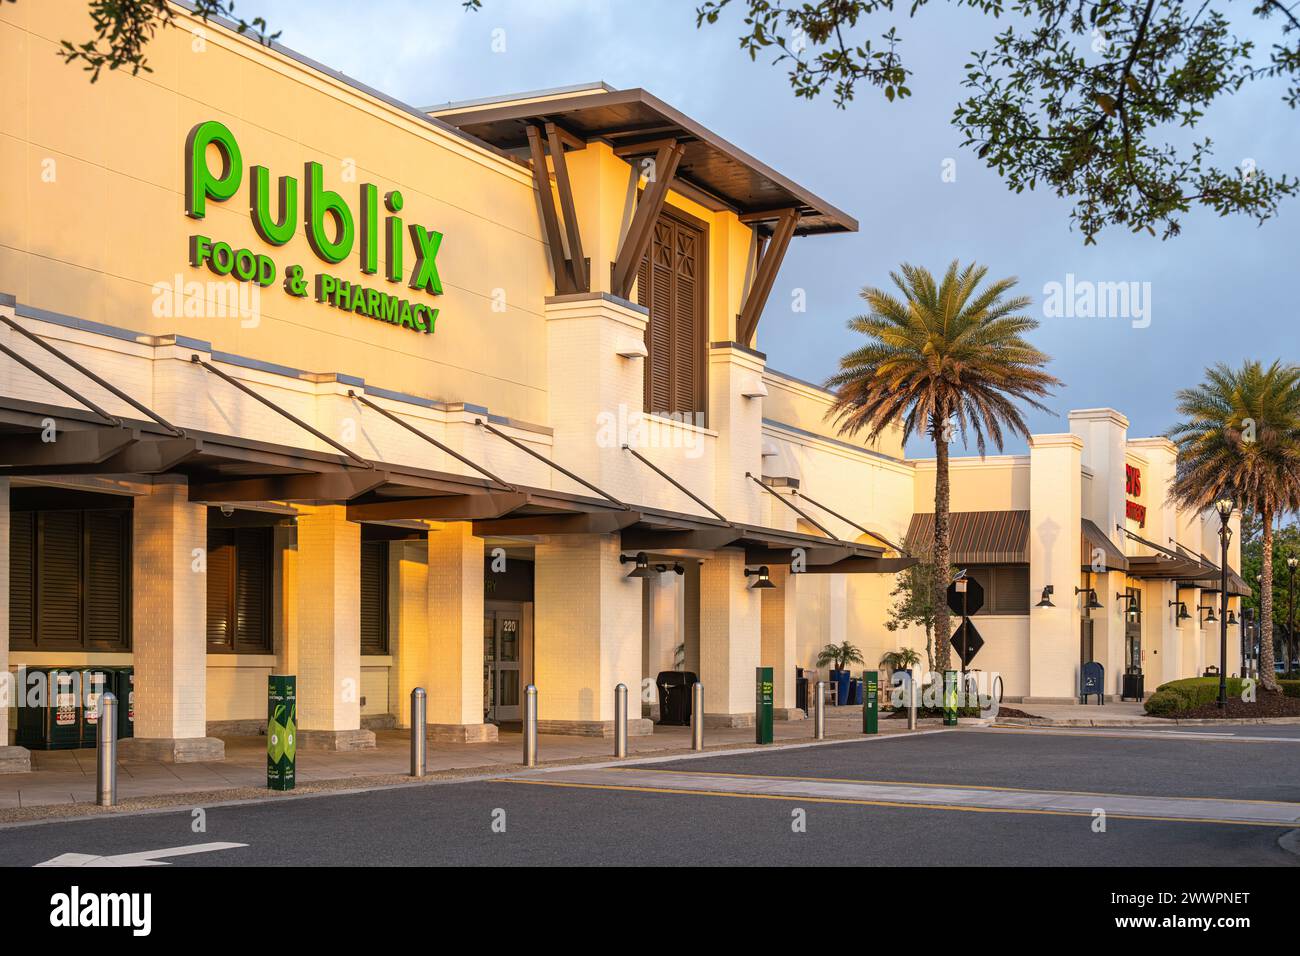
<box><xmin>498</xmin><ymin>777</ymin><xmax>1295</xmax><ymax>828</ymax></box>
<box><xmin>983</xmin><ymin>725</ymin><xmax>1288</xmax><ymax>743</ymax></box>
<box><xmin>604</xmin><ymin>766</ymin><xmax>1300</xmax><ymax>807</ymax></box>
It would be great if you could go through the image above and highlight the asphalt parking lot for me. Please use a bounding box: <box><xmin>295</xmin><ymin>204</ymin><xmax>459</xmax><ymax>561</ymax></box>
<box><xmin>3</xmin><ymin>727</ymin><xmax>1297</xmax><ymax>867</ymax></box>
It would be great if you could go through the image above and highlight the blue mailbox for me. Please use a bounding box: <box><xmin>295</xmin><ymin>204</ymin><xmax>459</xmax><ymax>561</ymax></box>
<box><xmin>1080</xmin><ymin>661</ymin><xmax>1105</xmax><ymax>705</ymax></box>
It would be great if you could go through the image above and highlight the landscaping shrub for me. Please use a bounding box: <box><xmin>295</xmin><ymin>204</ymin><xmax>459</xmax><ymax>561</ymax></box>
<box><xmin>1280</xmin><ymin>680</ymin><xmax>1300</xmax><ymax>699</ymax></box>
<box><xmin>1155</xmin><ymin>677</ymin><xmax>1245</xmax><ymax>708</ymax></box>
<box><xmin>1144</xmin><ymin>690</ymin><xmax>1186</xmax><ymax>716</ymax></box>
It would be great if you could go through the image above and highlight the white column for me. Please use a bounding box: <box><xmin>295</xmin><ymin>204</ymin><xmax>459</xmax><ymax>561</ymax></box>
<box><xmin>389</xmin><ymin>539</ymin><xmax>427</xmax><ymax>730</ymax></box>
<box><xmin>1027</xmin><ymin>434</ymin><xmax>1083</xmax><ymax>702</ymax></box>
<box><xmin>124</xmin><ymin>477</ymin><xmax>223</xmax><ymax>762</ymax></box>
<box><xmin>425</xmin><ymin>522</ymin><xmax>496</xmax><ymax>742</ymax></box>
<box><xmin>699</xmin><ymin>549</ymin><xmax>761</xmax><ymax>726</ymax></box>
<box><xmin>293</xmin><ymin>505</ymin><xmax>373</xmax><ymax>750</ymax></box>
<box><xmin>534</xmin><ymin>534</ymin><xmax>648</xmax><ymax>736</ymax></box>
<box><xmin>761</xmin><ymin>564</ymin><xmax>802</xmax><ymax>718</ymax></box>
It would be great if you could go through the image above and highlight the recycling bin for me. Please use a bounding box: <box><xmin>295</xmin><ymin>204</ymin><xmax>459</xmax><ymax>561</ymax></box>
<box><xmin>79</xmin><ymin>669</ymin><xmax>111</xmax><ymax>747</ymax></box>
<box><xmin>15</xmin><ymin>667</ymin><xmax>84</xmax><ymax>750</ymax></box>
<box><xmin>111</xmin><ymin>666</ymin><xmax>135</xmax><ymax>740</ymax></box>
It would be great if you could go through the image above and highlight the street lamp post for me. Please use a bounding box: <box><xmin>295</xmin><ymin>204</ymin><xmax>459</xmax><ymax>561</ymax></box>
<box><xmin>1287</xmin><ymin>555</ymin><xmax>1298</xmax><ymax>677</ymax></box>
<box><xmin>1215</xmin><ymin>499</ymin><xmax>1234</xmax><ymax>708</ymax></box>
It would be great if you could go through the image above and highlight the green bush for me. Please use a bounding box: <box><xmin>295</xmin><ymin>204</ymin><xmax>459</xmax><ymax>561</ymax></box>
<box><xmin>1280</xmin><ymin>680</ymin><xmax>1300</xmax><ymax>699</ymax></box>
<box><xmin>1144</xmin><ymin>690</ymin><xmax>1187</xmax><ymax>716</ymax></box>
<box><xmin>1155</xmin><ymin>677</ymin><xmax>1245</xmax><ymax>708</ymax></box>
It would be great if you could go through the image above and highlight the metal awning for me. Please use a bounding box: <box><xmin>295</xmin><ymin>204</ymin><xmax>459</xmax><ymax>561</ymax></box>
<box><xmin>1082</xmin><ymin>518</ymin><xmax>1128</xmax><ymax>572</ymax></box>
<box><xmin>905</xmin><ymin>511</ymin><xmax>1030</xmax><ymax>565</ymax></box>
<box><xmin>1120</xmin><ymin>528</ymin><xmax>1218</xmax><ymax>580</ymax></box>
<box><xmin>433</xmin><ymin>86</ymin><xmax>857</xmax><ymax>235</ymax></box>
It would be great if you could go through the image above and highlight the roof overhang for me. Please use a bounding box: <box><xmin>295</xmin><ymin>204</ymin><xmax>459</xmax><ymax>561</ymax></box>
<box><xmin>433</xmin><ymin>87</ymin><xmax>857</xmax><ymax>235</ymax></box>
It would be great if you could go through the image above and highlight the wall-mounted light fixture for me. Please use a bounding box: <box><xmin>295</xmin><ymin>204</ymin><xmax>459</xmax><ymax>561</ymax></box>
<box><xmin>1116</xmin><ymin>592</ymin><xmax>1138</xmax><ymax>614</ymax></box>
<box><xmin>1198</xmin><ymin>603</ymin><xmax>1218</xmax><ymax>625</ymax></box>
<box><xmin>1035</xmin><ymin>585</ymin><xmax>1055</xmax><ymax>608</ymax></box>
<box><xmin>619</xmin><ymin>552</ymin><xmax>685</xmax><ymax>579</ymax></box>
<box><xmin>616</xmin><ymin>340</ymin><xmax>648</xmax><ymax>360</ymax></box>
<box><xmin>1074</xmin><ymin>586</ymin><xmax>1102</xmax><ymax>610</ymax></box>
<box><xmin>741</xmin><ymin>380</ymin><xmax>769</xmax><ymax>400</ymax></box>
<box><xmin>619</xmin><ymin>552</ymin><xmax>657</xmax><ymax>579</ymax></box>
<box><xmin>1226</xmin><ymin>609</ymin><xmax>1238</xmax><ymax>626</ymax></box>
<box><xmin>744</xmin><ymin>565</ymin><xmax>776</xmax><ymax>589</ymax></box>
<box><xmin>1168</xmin><ymin>599</ymin><xmax>1191</xmax><ymax>623</ymax></box>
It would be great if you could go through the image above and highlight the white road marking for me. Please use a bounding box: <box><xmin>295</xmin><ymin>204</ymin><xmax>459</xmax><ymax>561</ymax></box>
<box><xmin>35</xmin><ymin>842</ymin><xmax>248</xmax><ymax>867</ymax></box>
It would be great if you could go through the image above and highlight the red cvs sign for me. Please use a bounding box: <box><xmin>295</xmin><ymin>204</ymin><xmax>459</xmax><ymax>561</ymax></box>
<box><xmin>1125</xmin><ymin>464</ymin><xmax>1146</xmax><ymax>527</ymax></box>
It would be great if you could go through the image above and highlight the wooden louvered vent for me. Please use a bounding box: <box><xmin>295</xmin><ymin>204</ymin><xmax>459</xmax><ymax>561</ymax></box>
<box><xmin>360</xmin><ymin>541</ymin><xmax>389</xmax><ymax>656</ymax></box>
<box><xmin>636</xmin><ymin>206</ymin><xmax>707</xmax><ymax>423</ymax></box>
<box><xmin>8</xmin><ymin>508</ymin><xmax>131</xmax><ymax>651</ymax></box>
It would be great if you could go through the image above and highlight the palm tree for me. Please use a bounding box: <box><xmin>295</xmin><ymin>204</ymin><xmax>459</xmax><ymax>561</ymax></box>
<box><xmin>1168</xmin><ymin>361</ymin><xmax>1300</xmax><ymax>692</ymax></box>
<box><xmin>826</xmin><ymin>261</ymin><xmax>1060</xmax><ymax>672</ymax></box>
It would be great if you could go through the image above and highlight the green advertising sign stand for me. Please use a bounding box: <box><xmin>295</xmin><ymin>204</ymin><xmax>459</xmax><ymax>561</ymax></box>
<box><xmin>755</xmin><ymin>667</ymin><xmax>774</xmax><ymax>744</ymax></box>
<box><xmin>862</xmin><ymin>670</ymin><xmax>879</xmax><ymax>735</ymax></box>
<box><xmin>943</xmin><ymin>670</ymin><xmax>959</xmax><ymax>726</ymax></box>
<box><xmin>267</xmin><ymin>675</ymin><xmax>297</xmax><ymax>791</ymax></box>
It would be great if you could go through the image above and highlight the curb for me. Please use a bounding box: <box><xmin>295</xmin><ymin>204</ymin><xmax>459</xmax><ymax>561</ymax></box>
<box><xmin>995</xmin><ymin>716</ymin><xmax>1300</xmax><ymax>728</ymax></box>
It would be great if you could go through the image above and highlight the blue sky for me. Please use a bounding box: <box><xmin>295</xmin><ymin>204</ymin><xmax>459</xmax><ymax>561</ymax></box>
<box><xmin>233</xmin><ymin>0</ymin><xmax>1299</xmax><ymax>456</ymax></box>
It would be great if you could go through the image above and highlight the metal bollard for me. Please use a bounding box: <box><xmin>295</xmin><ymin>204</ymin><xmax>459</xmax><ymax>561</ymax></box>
<box><xmin>96</xmin><ymin>691</ymin><xmax>117</xmax><ymax>807</ymax></box>
<box><xmin>410</xmin><ymin>687</ymin><xmax>427</xmax><ymax>778</ymax></box>
<box><xmin>614</xmin><ymin>683</ymin><xmax>628</xmax><ymax>758</ymax></box>
<box><xmin>523</xmin><ymin>684</ymin><xmax>538</xmax><ymax>767</ymax></box>
<box><xmin>814</xmin><ymin>681</ymin><xmax>826</xmax><ymax>740</ymax></box>
<box><xmin>907</xmin><ymin>674</ymin><xmax>918</xmax><ymax>730</ymax></box>
<box><xmin>691</xmin><ymin>681</ymin><xmax>704</xmax><ymax>751</ymax></box>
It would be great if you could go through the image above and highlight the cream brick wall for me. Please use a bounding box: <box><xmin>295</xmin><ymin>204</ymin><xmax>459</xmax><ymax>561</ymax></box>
<box><xmin>534</xmin><ymin>534</ymin><xmax>641</xmax><ymax>724</ymax></box>
<box><xmin>699</xmin><ymin>549</ymin><xmax>761</xmax><ymax>717</ymax></box>
<box><xmin>759</xmin><ymin>564</ymin><xmax>798</xmax><ymax>710</ymax></box>
<box><xmin>292</xmin><ymin>505</ymin><xmax>361</xmax><ymax>732</ymax></box>
<box><xmin>205</xmin><ymin>657</ymin><xmax>274</xmax><ymax>722</ymax></box>
<box><xmin>425</xmin><ymin>522</ymin><xmax>485</xmax><ymax>727</ymax></box>
<box><xmin>391</xmin><ymin>539</ymin><xmax>430</xmax><ymax>728</ymax></box>
<box><xmin>132</xmin><ymin>477</ymin><xmax>208</xmax><ymax>739</ymax></box>
<box><xmin>709</xmin><ymin>348</ymin><xmax>765</xmax><ymax>524</ymax></box>
<box><xmin>1027</xmin><ymin>434</ymin><xmax>1083</xmax><ymax>699</ymax></box>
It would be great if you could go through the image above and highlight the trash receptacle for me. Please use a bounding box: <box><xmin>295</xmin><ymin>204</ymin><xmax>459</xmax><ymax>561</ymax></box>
<box><xmin>655</xmin><ymin>671</ymin><xmax>698</xmax><ymax>726</ymax></box>
<box><xmin>15</xmin><ymin>667</ymin><xmax>84</xmax><ymax>750</ymax></box>
<box><xmin>110</xmin><ymin>666</ymin><xmax>135</xmax><ymax>740</ymax></box>
<box><xmin>79</xmin><ymin>669</ymin><xmax>111</xmax><ymax>747</ymax></box>
<box><xmin>796</xmin><ymin>667</ymin><xmax>809</xmax><ymax>714</ymax></box>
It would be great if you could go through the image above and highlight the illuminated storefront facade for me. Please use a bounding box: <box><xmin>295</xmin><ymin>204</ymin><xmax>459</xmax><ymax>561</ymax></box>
<box><xmin>0</xmin><ymin>4</ymin><xmax>1242</xmax><ymax>769</ymax></box>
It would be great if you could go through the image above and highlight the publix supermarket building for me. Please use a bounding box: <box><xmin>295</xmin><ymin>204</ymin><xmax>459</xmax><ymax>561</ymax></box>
<box><xmin>0</xmin><ymin>3</ymin><xmax>1245</xmax><ymax>767</ymax></box>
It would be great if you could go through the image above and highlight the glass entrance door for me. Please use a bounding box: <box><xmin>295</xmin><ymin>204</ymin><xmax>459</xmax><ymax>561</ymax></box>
<box><xmin>482</xmin><ymin>608</ymin><xmax>522</xmax><ymax>723</ymax></box>
<box><xmin>1124</xmin><ymin>588</ymin><xmax>1143</xmax><ymax>673</ymax></box>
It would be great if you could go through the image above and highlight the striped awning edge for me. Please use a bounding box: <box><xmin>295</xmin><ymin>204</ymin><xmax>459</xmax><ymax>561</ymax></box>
<box><xmin>905</xmin><ymin>510</ymin><xmax>1029</xmax><ymax>565</ymax></box>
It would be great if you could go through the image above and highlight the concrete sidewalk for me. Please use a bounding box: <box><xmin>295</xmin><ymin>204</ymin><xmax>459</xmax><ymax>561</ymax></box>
<box><xmin>1</xmin><ymin>709</ymin><xmax>904</xmax><ymax>811</ymax></box>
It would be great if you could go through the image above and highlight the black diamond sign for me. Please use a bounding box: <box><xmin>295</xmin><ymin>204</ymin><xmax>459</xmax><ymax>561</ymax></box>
<box><xmin>947</xmin><ymin>577</ymin><xmax>985</xmax><ymax>616</ymax></box>
<box><xmin>951</xmin><ymin>619</ymin><xmax>984</xmax><ymax>667</ymax></box>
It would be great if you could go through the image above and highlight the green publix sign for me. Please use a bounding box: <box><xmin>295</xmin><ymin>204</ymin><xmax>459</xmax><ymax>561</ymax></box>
<box><xmin>184</xmin><ymin>119</ymin><xmax>443</xmax><ymax>334</ymax></box>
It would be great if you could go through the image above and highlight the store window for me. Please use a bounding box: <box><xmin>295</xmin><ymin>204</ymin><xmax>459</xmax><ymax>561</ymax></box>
<box><xmin>360</xmin><ymin>540</ymin><xmax>389</xmax><ymax>655</ymax></box>
<box><xmin>9</xmin><ymin>508</ymin><xmax>132</xmax><ymax>651</ymax></box>
<box><xmin>636</xmin><ymin>205</ymin><xmax>707</xmax><ymax>422</ymax></box>
<box><xmin>962</xmin><ymin>566</ymin><xmax>1030</xmax><ymax>615</ymax></box>
<box><xmin>206</xmin><ymin>527</ymin><xmax>272</xmax><ymax>654</ymax></box>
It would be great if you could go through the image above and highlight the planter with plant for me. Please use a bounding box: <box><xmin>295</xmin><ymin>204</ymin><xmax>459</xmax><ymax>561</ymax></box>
<box><xmin>880</xmin><ymin>647</ymin><xmax>922</xmax><ymax>705</ymax></box>
<box><xmin>816</xmin><ymin>641</ymin><xmax>864</xmax><ymax>705</ymax></box>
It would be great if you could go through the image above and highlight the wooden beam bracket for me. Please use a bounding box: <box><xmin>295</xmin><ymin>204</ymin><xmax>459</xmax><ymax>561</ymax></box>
<box><xmin>736</xmin><ymin>207</ymin><xmax>799</xmax><ymax>345</ymax></box>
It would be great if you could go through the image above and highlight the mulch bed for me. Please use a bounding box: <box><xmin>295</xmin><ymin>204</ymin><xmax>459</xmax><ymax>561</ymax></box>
<box><xmin>1157</xmin><ymin>690</ymin><xmax>1300</xmax><ymax>720</ymax></box>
